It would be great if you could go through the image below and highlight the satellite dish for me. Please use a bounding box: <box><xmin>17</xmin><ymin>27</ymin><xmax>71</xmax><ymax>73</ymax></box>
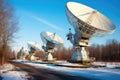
<box><xmin>40</xmin><ymin>31</ymin><xmax>64</xmax><ymax>61</ymax></box>
<box><xmin>27</xmin><ymin>41</ymin><xmax>43</xmax><ymax>53</ymax></box>
<box><xmin>41</xmin><ymin>31</ymin><xmax>64</xmax><ymax>46</ymax></box>
<box><xmin>66</xmin><ymin>2</ymin><xmax>116</xmax><ymax>63</ymax></box>
<box><xmin>66</xmin><ymin>2</ymin><xmax>115</xmax><ymax>37</ymax></box>
<box><xmin>20</xmin><ymin>47</ymin><xmax>29</xmax><ymax>60</ymax></box>
<box><xmin>27</xmin><ymin>41</ymin><xmax>43</xmax><ymax>61</ymax></box>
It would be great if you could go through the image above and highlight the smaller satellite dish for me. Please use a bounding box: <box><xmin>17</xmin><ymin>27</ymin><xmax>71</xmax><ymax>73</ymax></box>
<box><xmin>27</xmin><ymin>41</ymin><xmax>43</xmax><ymax>52</ymax></box>
<box><xmin>40</xmin><ymin>31</ymin><xmax>64</xmax><ymax>46</ymax></box>
<box><xmin>20</xmin><ymin>47</ymin><xmax>29</xmax><ymax>60</ymax></box>
<box><xmin>40</xmin><ymin>31</ymin><xmax>64</xmax><ymax>61</ymax></box>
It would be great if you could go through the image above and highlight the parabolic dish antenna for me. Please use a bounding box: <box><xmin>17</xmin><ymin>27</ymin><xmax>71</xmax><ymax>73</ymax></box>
<box><xmin>66</xmin><ymin>2</ymin><xmax>115</xmax><ymax>37</ymax></box>
<box><xmin>66</xmin><ymin>2</ymin><xmax>116</xmax><ymax>63</ymax></box>
<box><xmin>27</xmin><ymin>41</ymin><xmax>43</xmax><ymax>61</ymax></box>
<box><xmin>40</xmin><ymin>31</ymin><xmax>64</xmax><ymax>46</ymax></box>
<box><xmin>27</xmin><ymin>41</ymin><xmax>43</xmax><ymax>53</ymax></box>
<box><xmin>40</xmin><ymin>31</ymin><xmax>64</xmax><ymax>61</ymax></box>
<box><xmin>20</xmin><ymin>47</ymin><xmax>29</xmax><ymax>60</ymax></box>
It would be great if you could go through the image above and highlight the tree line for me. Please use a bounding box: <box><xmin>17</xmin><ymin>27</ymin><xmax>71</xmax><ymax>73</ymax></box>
<box><xmin>88</xmin><ymin>39</ymin><xmax>120</xmax><ymax>62</ymax></box>
<box><xmin>0</xmin><ymin>0</ymin><xmax>18</xmax><ymax>66</ymax></box>
<box><xmin>16</xmin><ymin>39</ymin><xmax>120</xmax><ymax>62</ymax></box>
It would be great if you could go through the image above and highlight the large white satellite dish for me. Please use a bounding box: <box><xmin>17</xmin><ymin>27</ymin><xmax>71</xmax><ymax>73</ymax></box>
<box><xmin>66</xmin><ymin>2</ymin><xmax>116</xmax><ymax>63</ymax></box>
<box><xmin>66</xmin><ymin>2</ymin><xmax>115</xmax><ymax>37</ymax></box>
<box><xmin>40</xmin><ymin>31</ymin><xmax>64</xmax><ymax>61</ymax></box>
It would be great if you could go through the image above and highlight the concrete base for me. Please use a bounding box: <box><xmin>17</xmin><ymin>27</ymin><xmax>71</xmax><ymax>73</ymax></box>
<box><xmin>42</xmin><ymin>60</ymin><xmax>56</xmax><ymax>64</ymax></box>
<box><xmin>67</xmin><ymin>60</ymin><xmax>92</xmax><ymax>64</ymax></box>
<box><xmin>56</xmin><ymin>62</ymin><xmax>103</xmax><ymax>68</ymax></box>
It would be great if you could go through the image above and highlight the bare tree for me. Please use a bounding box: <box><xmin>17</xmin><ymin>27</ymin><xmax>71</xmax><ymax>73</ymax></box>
<box><xmin>0</xmin><ymin>0</ymin><xmax>18</xmax><ymax>65</ymax></box>
<box><xmin>53</xmin><ymin>47</ymin><xmax>73</xmax><ymax>60</ymax></box>
<box><xmin>88</xmin><ymin>39</ymin><xmax>120</xmax><ymax>62</ymax></box>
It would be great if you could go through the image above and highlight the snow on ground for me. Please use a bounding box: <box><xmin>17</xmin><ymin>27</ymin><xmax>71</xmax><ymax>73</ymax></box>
<box><xmin>16</xmin><ymin>60</ymin><xmax>120</xmax><ymax>80</ymax></box>
<box><xmin>1</xmin><ymin>71</ymin><xmax>29</xmax><ymax>80</ymax></box>
<box><xmin>0</xmin><ymin>63</ymin><xmax>30</xmax><ymax>80</ymax></box>
<box><xmin>93</xmin><ymin>62</ymin><xmax>120</xmax><ymax>68</ymax></box>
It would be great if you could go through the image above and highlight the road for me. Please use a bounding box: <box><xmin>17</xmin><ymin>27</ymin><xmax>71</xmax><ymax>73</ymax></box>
<box><xmin>10</xmin><ymin>62</ymin><xmax>92</xmax><ymax>80</ymax></box>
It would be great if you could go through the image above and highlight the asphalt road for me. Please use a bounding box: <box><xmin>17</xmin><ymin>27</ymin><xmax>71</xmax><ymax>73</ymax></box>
<box><xmin>10</xmin><ymin>62</ymin><xmax>93</xmax><ymax>80</ymax></box>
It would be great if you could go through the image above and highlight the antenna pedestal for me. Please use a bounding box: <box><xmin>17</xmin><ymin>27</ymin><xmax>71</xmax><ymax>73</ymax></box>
<box><xmin>20</xmin><ymin>47</ymin><xmax>29</xmax><ymax>60</ymax></box>
<box><xmin>45</xmin><ymin>52</ymin><xmax>54</xmax><ymax>61</ymax></box>
<box><xmin>69</xmin><ymin>47</ymin><xmax>90</xmax><ymax>63</ymax></box>
<box><xmin>67</xmin><ymin>30</ymin><xmax>90</xmax><ymax>63</ymax></box>
<box><xmin>30</xmin><ymin>55</ymin><xmax>36</xmax><ymax>61</ymax></box>
<box><xmin>43</xmin><ymin>45</ymin><xmax>55</xmax><ymax>61</ymax></box>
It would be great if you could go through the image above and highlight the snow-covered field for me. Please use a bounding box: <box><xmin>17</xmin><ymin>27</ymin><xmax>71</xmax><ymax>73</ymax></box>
<box><xmin>1</xmin><ymin>60</ymin><xmax>120</xmax><ymax>80</ymax></box>
<box><xmin>15</xmin><ymin>60</ymin><xmax>120</xmax><ymax>80</ymax></box>
<box><xmin>0</xmin><ymin>63</ymin><xmax>31</xmax><ymax>80</ymax></box>
<box><xmin>93</xmin><ymin>62</ymin><xmax>120</xmax><ymax>68</ymax></box>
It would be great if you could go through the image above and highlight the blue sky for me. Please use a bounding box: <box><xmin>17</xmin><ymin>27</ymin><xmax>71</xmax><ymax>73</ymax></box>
<box><xmin>8</xmin><ymin>0</ymin><xmax>120</xmax><ymax>51</ymax></box>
